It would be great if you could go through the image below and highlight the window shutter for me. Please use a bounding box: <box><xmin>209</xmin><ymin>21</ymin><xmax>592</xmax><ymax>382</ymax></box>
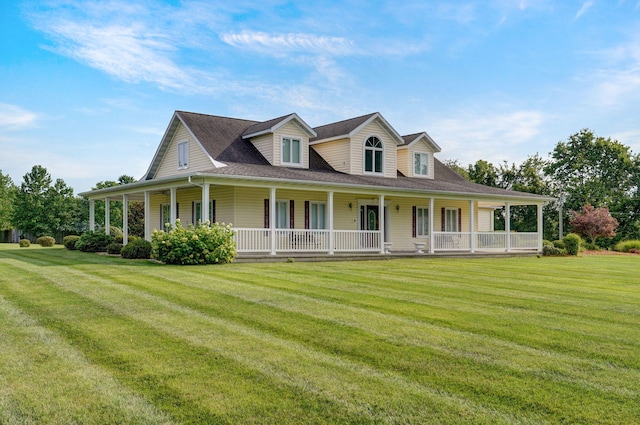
<box><xmin>304</xmin><ymin>201</ymin><xmax>310</xmax><ymax>229</ymax></box>
<box><xmin>458</xmin><ymin>208</ymin><xmax>462</xmax><ymax>232</ymax></box>
<box><xmin>211</xmin><ymin>200</ymin><xmax>216</xmax><ymax>223</ymax></box>
<box><xmin>176</xmin><ymin>203</ymin><xmax>179</xmax><ymax>219</ymax></box>
<box><xmin>289</xmin><ymin>200</ymin><xmax>295</xmax><ymax>229</ymax></box>
<box><xmin>264</xmin><ymin>199</ymin><xmax>269</xmax><ymax>228</ymax></box>
<box><xmin>441</xmin><ymin>207</ymin><xmax>445</xmax><ymax>232</ymax></box>
<box><xmin>192</xmin><ymin>201</ymin><xmax>195</xmax><ymax>224</ymax></box>
<box><xmin>412</xmin><ymin>206</ymin><xmax>417</xmax><ymax>238</ymax></box>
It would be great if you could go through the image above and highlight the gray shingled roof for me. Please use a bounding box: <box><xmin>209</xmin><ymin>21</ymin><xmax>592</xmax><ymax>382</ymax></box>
<box><xmin>311</xmin><ymin>112</ymin><xmax>377</xmax><ymax>141</ymax></box>
<box><xmin>145</xmin><ymin>111</ymin><xmax>551</xmax><ymax>201</ymax></box>
<box><xmin>241</xmin><ymin>113</ymin><xmax>294</xmax><ymax>138</ymax></box>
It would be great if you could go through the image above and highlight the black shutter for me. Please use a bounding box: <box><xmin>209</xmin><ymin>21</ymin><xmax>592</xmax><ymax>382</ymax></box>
<box><xmin>458</xmin><ymin>208</ymin><xmax>462</xmax><ymax>232</ymax></box>
<box><xmin>441</xmin><ymin>207</ymin><xmax>445</xmax><ymax>232</ymax></box>
<box><xmin>264</xmin><ymin>199</ymin><xmax>269</xmax><ymax>228</ymax></box>
<box><xmin>289</xmin><ymin>200</ymin><xmax>295</xmax><ymax>229</ymax></box>
<box><xmin>305</xmin><ymin>201</ymin><xmax>310</xmax><ymax>229</ymax></box>
<box><xmin>412</xmin><ymin>206</ymin><xmax>417</xmax><ymax>238</ymax></box>
<box><xmin>211</xmin><ymin>200</ymin><xmax>216</xmax><ymax>223</ymax></box>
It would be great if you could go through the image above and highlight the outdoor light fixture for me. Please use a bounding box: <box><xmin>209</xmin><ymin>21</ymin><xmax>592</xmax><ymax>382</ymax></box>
<box><xmin>396</xmin><ymin>204</ymin><xmax>400</xmax><ymax>211</ymax></box>
<box><xmin>348</xmin><ymin>202</ymin><xmax>353</xmax><ymax>210</ymax></box>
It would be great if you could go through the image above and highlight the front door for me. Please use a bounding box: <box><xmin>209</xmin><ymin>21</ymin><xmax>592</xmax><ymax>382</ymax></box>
<box><xmin>360</xmin><ymin>205</ymin><xmax>379</xmax><ymax>231</ymax></box>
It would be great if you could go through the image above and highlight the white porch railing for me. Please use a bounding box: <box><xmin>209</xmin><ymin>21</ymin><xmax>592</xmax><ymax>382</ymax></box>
<box><xmin>234</xmin><ymin>228</ymin><xmax>538</xmax><ymax>254</ymax></box>
<box><xmin>233</xmin><ymin>228</ymin><xmax>381</xmax><ymax>253</ymax></box>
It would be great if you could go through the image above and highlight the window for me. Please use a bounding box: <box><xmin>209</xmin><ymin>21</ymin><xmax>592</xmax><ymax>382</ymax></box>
<box><xmin>445</xmin><ymin>208</ymin><xmax>458</xmax><ymax>232</ymax></box>
<box><xmin>364</xmin><ymin>136</ymin><xmax>383</xmax><ymax>173</ymax></box>
<box><xmin>193</xmin><ymin>200</ymin><xmax>215</xmax><ymax>224</ymax></box>
<box><xmin>276</xmin><ymin>200</ymin><xmax>289</xmax><ymax>228</ymax></box>
<box><xmin>414</xmin><ymin>152</ymin><xmax>429</xmax><ymax>176</ymax></box>
<box><xmin>160</xmin><ymin>203</ymin><xmax>179</xmax><ymax>231</ymax></box>
<box><xmin>309</xmin><ymin>202</ymin><xmax>326</xmax><ymax>229</ymax></box>
<box><xmin>415</xmin><ymin>207</ymin><xmax>429</xmax><ymax>236</ymax></box>
<box><xmin>178</xmin><ymin>141</ymin><xmax>189</xmax><ymax>169</ymax></box>
<box><xmin>282</xmin><ymin>137</ymin><xmax>301</xmax><ymax>165</ymax></box>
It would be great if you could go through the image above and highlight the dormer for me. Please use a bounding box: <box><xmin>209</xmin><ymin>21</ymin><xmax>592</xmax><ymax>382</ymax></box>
<box><xmin>310</xmin><ymin>112</ymin><xmax>404</xmax><ymax>178</ymax></box>
<box><xmin>242</xmin><ymin>113</ymin><xmax>317</xmax><ymax>168</ymax></box>
<box><xmin>398</xmin><ymin>132</ymin><xmax>442</xmax><ymax>179</ymax></box>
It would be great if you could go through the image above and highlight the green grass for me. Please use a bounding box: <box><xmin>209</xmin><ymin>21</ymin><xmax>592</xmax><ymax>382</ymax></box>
<box><xmin>0</xmin><ymin>245</ymin><xmax>639</xmax><ymax>424</ymax></box>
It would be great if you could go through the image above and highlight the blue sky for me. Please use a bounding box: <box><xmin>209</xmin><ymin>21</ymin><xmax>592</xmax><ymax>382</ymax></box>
<box><xmin>2</xmin><ymin>0</ymin><xmax>640</xmax><ymax>194</ymax></box>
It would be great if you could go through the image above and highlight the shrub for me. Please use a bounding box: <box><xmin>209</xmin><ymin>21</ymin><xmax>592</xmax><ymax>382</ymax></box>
<box><xmin>553</xmin><ymin>240</ymin><xmax>566</xmax><ymax>249</ymax></box>
<box><xmin>121</xmin><ymin>238</ymin><xmax>152</xmax><ymax>259</ymax></box>
<box><xmin>75</xmin><ymin>231</ymin><xmax>115</xmax><ymax>253</ymax></box>
<box><xmin>63</xmin><ymin>235</ymin><xmax>81</xmax><ymax>250</ymax></box>
<box><xmin>613</xmin><ymin>240</ymin><xmax>640</xmax><ymax>253</ymax></box>
<box><xmin>543</xmin><ymin>240</ymin><xmax>566</xmax><ymax>256</ymax></box>
<box><xmin>563</xmin><ymin>233</ymin><xmax>582</xmax><ymax>256</ymax></box>
<box><xmin>106</xmin><ymin>242</ymin><xmax>124</xmax><ymax>255</ymax></box>
<box><xmin>19</xmin><ymin>239</ymin><xmax>30</xmax><ymax>248</ymax></box>
<box><xmin>37</xmin><ymin>236</ymin><xmax>56</xmax><ymax>247</ymax></box>
<box><xmin>152</xmin><ymin>220</ymin><xmax>236</xmax><ymax>265</ymax></box>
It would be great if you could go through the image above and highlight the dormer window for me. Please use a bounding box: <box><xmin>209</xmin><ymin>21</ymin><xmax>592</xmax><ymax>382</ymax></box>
<box><xmin>414</xmin><ymin>152</ymin><xmax>429</xmax><ymax>176</ymax></box>
<box><xmin>282</xmin><ymin>137</ymin><xmax>301</xmax><ymax>165</ymax></box>
<box><xmin>364</xmin><ymin>136</ymin><xmax>383</xmax><ymax>173</ymax></box>
<box><xmin>178</xmin><ymin>141</ymin><xmax>189</xmax><ymax>169</ymax></box>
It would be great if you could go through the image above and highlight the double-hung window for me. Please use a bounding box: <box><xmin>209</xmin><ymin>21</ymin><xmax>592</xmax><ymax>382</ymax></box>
<box><xmin>445</xmin><ymin>208</ymin><xmax>459</xmax><ymax>232</ymax></box>
<box><xmin>414</xmin><ymin>152</ymin><xmax>429</xmax><ymax>176</ymax></box>
<box><xmin>275</xmin><ymin>200</ymin><xmax>289</xmax><ymax>228</ymax></box>
<box><xmin>309</xmin><ymin>202</ymin><xmax>326</xmax><ymax>229</ymax></box>
<box><xmin>178</xmin><ymin>141</ymin><xmax>189</xmax><ymax>169</ymax></box>
<box><xmin>282</xmin><ymin>137</ymin><xmax>301</xmax><ymax>165</ymax></box>
<box><xmin>416</xmin><ymin>207</ymin><xmax>429</xmax><ymax>237</ymax></box>
<box><xmin>364</xmin><ymin>136</ymin><xmax>383</xmax><ymax>173</ymax></box>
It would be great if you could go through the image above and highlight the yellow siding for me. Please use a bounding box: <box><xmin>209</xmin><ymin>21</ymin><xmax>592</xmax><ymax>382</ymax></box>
<box><xmin>312</xmin><ymin>139</ymin><xmax>351</xmax><ymax>173</ymax></box>
<box><xmin>350</xmin><ymin>120</ymin><xmax>398</xmax><ymax>178</ymax></box>
<box><xmin>250</xmin><ymin>134</ymin><xmax>274</xmax><ymax>164</ymax></box>
<box><xmin>478</xmin><ymin>208</ymin><xmax>494</xmax><ymax>232</ymax></box>
<box><xmin>212</xmin><ymin>186</ymin><xmax>235</xmax><ymax>225</ymax></box>
<box><xmin>155</xmin><ymin>123</ymin><xmax>213</xmax><ymax>179</ymax></box>
<box><xmin>332</xmin><ymin>193</ymin><xmax>358</xmax><ymax>230</ymax></box>
<box><xmin>397</xmin><ymin>149</ymin><xmax>409</xmax><ymax>177</ymax></box>
<box><xmin>234</xmin><ymin>187</ymin><xmax>271</xmax><ymax>228</ymax></box>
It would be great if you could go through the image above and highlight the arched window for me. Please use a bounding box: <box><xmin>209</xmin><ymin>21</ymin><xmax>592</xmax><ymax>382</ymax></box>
<box><xmin>364</xmin><ymin>136</ymin><xmax>383</xmax><ymax>173</ymax></box>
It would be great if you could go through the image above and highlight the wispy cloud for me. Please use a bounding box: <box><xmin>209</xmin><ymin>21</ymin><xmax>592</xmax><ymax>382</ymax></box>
<box><xmin>587</xmin><ymin>36</ymin><xmax>640</xmax><ymax>107</ymax></box>
<box><xmin>0</xmin><ymin>103</ymin><xmax>38</xmax><ymax>129</ymax></box>
<box><xmin>574</xmin><ymin>1</ymin><xmax>594</xmax><ymax>20</ymax></box>
<box><xmin>430</xmin><ymin>110</ymin><xmax>546</xmax><ymax>164</ymax></box>
<box><xmin>221</xmin><ymin>31</ymin><xmax>356</xmax><ymax>56</ymax></box>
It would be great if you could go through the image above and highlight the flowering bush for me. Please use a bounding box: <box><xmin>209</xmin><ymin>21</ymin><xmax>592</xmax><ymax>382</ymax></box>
<box><xmin>152</xmin><ymin>220</ymin><xmax>236</xmax><ymax>265</ymax></box>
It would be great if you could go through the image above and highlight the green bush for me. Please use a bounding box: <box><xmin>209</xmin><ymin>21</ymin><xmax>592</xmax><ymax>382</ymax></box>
<box><xmin>75</xmin><ymin>231</ymin><xmax>115</xmax><ymax>253</ymax></box>
<box><xmin>543</xmin><ymin>240</ymin><xmax>566</xmax><ymax>256</ymax></box>
<box><xmin>553</xmin><ymin>240</ymin><xmax>566</xmax><ymax>249</ymax></box>
<box><xmin>563</xmin><ymin>233</ymin><xmax>582</xmax><ymax>256</ymax></box>
<box><xmin>19</xmin><ymin>239</ymin><xmax>30</xmax><ymax>248</ymax></box>
<box><xmin>37</xmin><ymin>236</ymin><xmax>55</xmax><ymax>247</ymax></box>
<box><xmin>152</xmin><ymin>220</ymin><xmax>236</xmax><ymax>265</ymax></box>
<box><xmin>106</xmin><ymin>242</ymin><xmax>124</xmax><ymax>255</ymax></box>
<box><xmin>63</xmin><ymin>235</ymin><xmax>81</xmax><ymax>250</ymax></box>
<box><xmin>613</xmin><ymin>240</ymin><xmax>640</xmax><ymax>253</ymax></box>
<box><xmin>121</xmin><ymin>238</ymin><xmax>152</xmax><ymax>259</ymax></box>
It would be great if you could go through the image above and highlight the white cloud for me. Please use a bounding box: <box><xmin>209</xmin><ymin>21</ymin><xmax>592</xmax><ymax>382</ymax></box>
<box><xmin>429</xmin><ymin>110</ymin><xmax>546</xmax><ymax>164</ymax></box>
<box><xmin>0</xmin><ymin>103</ymin><xmax>38</xmax><ymax>129</ymax></box>
<box><xmin>574</xmin><ymin>1</ymin><xmax>594</xmax><ymax>20</ymax></box>
<box><xmin>221</xmin><ymin>31</ymin><xmax>356</xmax><ymax>56</ymax></box>
<box><xmin>587</xmin><ymin>37</ymin><xmax>640</xmax><ymax>107</ymax></box>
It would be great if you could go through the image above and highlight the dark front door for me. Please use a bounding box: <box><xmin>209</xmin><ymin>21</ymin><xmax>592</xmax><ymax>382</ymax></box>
<box><xmin>360</xmin><ymin>205</ymin><xmax>379</xmax><ymax>231</ymax></box>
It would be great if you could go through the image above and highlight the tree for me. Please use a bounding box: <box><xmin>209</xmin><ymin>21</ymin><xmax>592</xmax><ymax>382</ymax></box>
<box><xmin>442</xmin><ymin>159</ymin><xmax>469</xmax><ymax>180</ymax></box>
<box><xmin>569</xmin><ymin>204</ymin><xmax>618</xmax><ymax>245</ymax></box>
<box><xmin>0</xmin><ymin>170</ymin><xmax>16</xmax><ymax>231</ymax></box>
<box><xmin>12</xmin><ymin>165</ymin><xmax>78</xmax><ymax>238</ymax></box>
<box><xmin>467</xmin><ymin>160</ymin><xmax>500</xmax><ymax>187</ymax></box>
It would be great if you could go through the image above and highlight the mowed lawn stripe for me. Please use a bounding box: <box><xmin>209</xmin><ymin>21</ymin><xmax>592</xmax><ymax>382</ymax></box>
<box><xmin>1</xmin><ymin>255</ymin><xmax>527</xmax><ymax>424</ymax></box>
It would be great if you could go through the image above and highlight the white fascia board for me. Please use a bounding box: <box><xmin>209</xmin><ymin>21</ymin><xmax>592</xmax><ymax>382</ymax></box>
<box><xmin>176</xmin><ymin>114</ymin><xmax>226</xmax><ymax>169</ymax></box>
<box><xmin>242</xmin><ymin>114</ymin><xmax>318</xmax><ymax>139</ymax></box>
<box><xmin>349</xmin><ymin>113</ymin><xmax>405</xmax><ymax>145</ymax></box>
<box><xmin>398</xmin><ymin>132</ymin><xmax>442</xmax><ymax>153</ymax></box>
<box><xmin>142</xmin><ymin>111</ymin><xmax>181</xmax><ymax>180</ymax></box>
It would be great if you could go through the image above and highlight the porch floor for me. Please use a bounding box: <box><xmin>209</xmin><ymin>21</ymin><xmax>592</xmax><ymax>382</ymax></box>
<box><xmin>235</xmin><ymin>250</ymin><xmax>539</xmax><ymax>263</ymax></box>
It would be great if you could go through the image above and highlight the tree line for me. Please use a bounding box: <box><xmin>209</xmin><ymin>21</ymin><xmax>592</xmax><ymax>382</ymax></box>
<box><xmin>444</xmin><ymin>128</ymin><xmax>640</xmax><ymax>245</ymax></box>
<box><xmin>1</xmin><ymin>128</ymin><xmax>639</xmax><ymax>246</ymax></box>
<box><xmin>0</xmin><ymin>165</ymin><xmax>143</xmax><ymax>242</ymax></box>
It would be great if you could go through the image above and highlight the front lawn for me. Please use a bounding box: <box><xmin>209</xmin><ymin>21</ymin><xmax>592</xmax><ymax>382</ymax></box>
<box><xmin>0</xmin><ymin>245</ymin><xmax>638</xmax><ymax>424</ymax></box>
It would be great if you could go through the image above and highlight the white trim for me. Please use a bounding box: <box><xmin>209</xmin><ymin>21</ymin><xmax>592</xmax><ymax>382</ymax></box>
<box><xmin>280</xmin><ymin>135</ymin><xmax>303</xmax><ymax>167</ymax></box>
<box><xmin>363</xmin><ymin>135</ymin><xmax>384</xmax><ymax>175</ymax></box>
<box><xmin>415</xmin><ymin>206</ymin><xmax>429</xmax><ymax>237</ymax></box>
<box><xmin>242</xmin><ymin>113</ymin><xmax>317</xmax><ymax>139</ymax></box>
<box><xmin>178</xmin><ymin>140</ymin><xmax>189</xmax><ymax>169</ymax></box>
<box><xmin>398</xmin><ymin>131</ymin><xmax>441</xmax><ymax>152</ymax></box>
<box><xmin>350</xmin><ymin>113</ymin><xmax>404</xmax><ymax>146</ymax></box>
<box><xmin>413</xmin><ymin>152</ymin><xmax>429</xmax><ymax>177</ymax></box>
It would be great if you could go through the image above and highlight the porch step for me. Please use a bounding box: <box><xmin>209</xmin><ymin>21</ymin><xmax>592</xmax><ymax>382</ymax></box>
<box><xmin>234</xmin><ymin>250</ymin><xmax>538</xmax><ymax>263</ymax></box>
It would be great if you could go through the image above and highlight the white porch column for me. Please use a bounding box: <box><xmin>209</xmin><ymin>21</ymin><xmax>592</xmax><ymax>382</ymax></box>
<box><xmin>89</xmin><ymin>199</ymin><xmax>95</xmax><ymax>231</ymax></box>
<box><xmin>144</xmin><ymin>191</ymin><xmax>151</xmax><ymax>241</ymax></box>
<box><xmin>202</xmin><ymin>183</ymin><xmax>210</xmax><ymax>224</ymax></box>
<box><xmin>104</xmin><ymin>198</ymin><xmax>111</xmax><ymax>235</ymax></box>
<box><xmin>505</xmin><ymin>202</ymin><xmax>511</xmax><ymax>252</ymax></box>
<box><xmin>170</xmin><ymin>187</ymin><xmax>177</xmax><ymax>227</ymax></box>
<box><xmin>122</xmin><ymin>194</ymin><xmax>129</xmax><ymax>245</ymax></box>
<box><xmin>429</xmin><ymin>197</ymin><xmax>435</xmax><ymax>254</ymax></box>
<box><xmin>469</xmin><ymin>200</ymin><xmax>475</xmax><ymax>253</ymax></box>
<box><xmin>537</xmin><ymin>203</ymin><xmax>544</xmax><ymax>252</ymax></box>
<box><xmin>379</xmin><ymin>194</ymin><xmax>385</xmax><ymax>254</ymax></box>
<box><xmin>270</xmin><ymin>187</ymin><xmax>276</xmax><ymax>255</ymax></box>
<box><xmin>328</xmin><ymin>191</ymin><xmax>334</xmax><ymax>255</ymax></box>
